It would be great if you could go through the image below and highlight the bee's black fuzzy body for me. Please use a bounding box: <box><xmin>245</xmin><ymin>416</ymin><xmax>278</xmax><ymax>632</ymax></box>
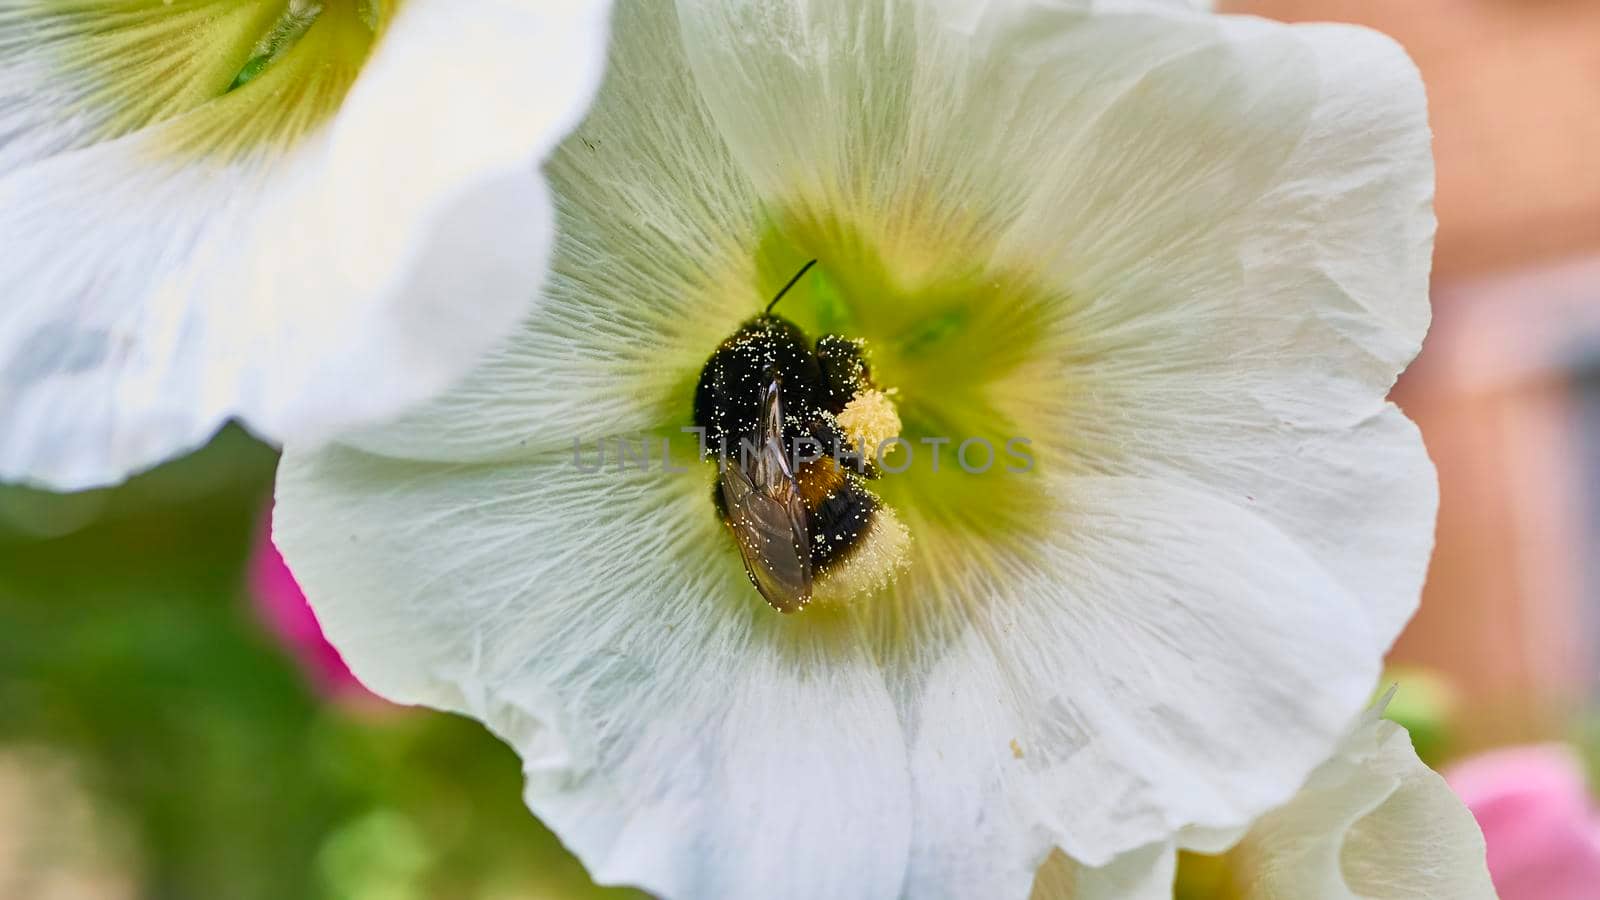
<box><xmin>693</xmin><ymin>315</ymin><xmax>865</xmax><ymax>462</ymax></box>
<box><xmin>805</xmin><ymin>477</ymin><xmax>879</xmax><ymax>569</ymax></box>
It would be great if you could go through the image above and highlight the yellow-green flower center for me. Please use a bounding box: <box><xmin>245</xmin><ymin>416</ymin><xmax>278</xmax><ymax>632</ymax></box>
<box><xmin>649</xmin><ymin>211</ymin><xmax>1071</xmax><ymax>634</ymax></box>
<box><xmin>769</xmin><ymin>226</ymin><xmax>1065</xmax><ymax>628</ymax></box>
<box><xmin>30</xmin><ymin>0</ymin><xmax>397</xmax><ymax>159</ymax></box>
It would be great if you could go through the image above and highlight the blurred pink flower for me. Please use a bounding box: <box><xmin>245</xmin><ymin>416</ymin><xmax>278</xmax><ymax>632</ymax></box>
<box><xmin>250</xmin><ymin>508</ymin><xmax>371</xmax><ymax>701</ymax></box>
<box><xmin>1447</xmin><ymin>743</ymin><xmax>1600</xmax><ymax>900</ymax></box>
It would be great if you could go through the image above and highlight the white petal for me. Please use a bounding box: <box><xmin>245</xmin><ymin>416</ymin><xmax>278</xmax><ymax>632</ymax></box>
<box><xmin>897</xmin><ymin>475</ymin><xmax>1377</xmax><ymax>883</ymax></box>
<box><xmin>0</xmin><ymin>0</ymin><xmax>611</xmax><ymax>489</ymax></box>
<box><xmin>277</xmin><ymin>467</ymin><xmax>1379</xmax><ymax>895</ymax></box>
<box><xmin>1044</xmin><ymin>21</ymin><xmax>1438</xmax><ymax>647</ymax></box>
<box><xmin>1228</xmin><ymin>717</ymin><xmax>1495</xmax><ymax>899</ymax></box>
<box><xmin>1032</xmin><ymin>718</ymin><xmax>1495</xmax><ymax>900</ymax></box>
<box><xmin>274</xmin><ymin>445</ymin><xmax>914</xmax><ymax>900</ymax></box>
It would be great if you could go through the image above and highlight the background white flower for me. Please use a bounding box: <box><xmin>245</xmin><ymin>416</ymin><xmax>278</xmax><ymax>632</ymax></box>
<box><xmin>0</xmin><ymin>0</ymin><xmax>612</xmax><ymax>489</ymax></box>
<box><xmin>276</xmin><ymin>0</ymin><xmax>1438</xmax><ymax>897</ymax></box>
<box><xmin>1034</xmin><ymin>711</ymin><xmax>1497</xmax><ymax>899</ymax></box>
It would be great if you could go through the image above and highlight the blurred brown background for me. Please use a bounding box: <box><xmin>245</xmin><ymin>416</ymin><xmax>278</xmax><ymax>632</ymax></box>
<box><xmin>1225</xmin><ymin>0</ymin><xmax>1600</xmax><ymax>747</ymax></box>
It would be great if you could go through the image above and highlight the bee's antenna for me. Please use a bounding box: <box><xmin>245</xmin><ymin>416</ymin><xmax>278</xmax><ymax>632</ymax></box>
<box><xmin>765</xmin><ymin>259</ymin><xmax>818</xmax><ymax>315</ymax></box>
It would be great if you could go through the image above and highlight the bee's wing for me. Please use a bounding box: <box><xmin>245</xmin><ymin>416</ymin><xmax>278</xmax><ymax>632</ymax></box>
<box><xmin>720</xmin><ymin>464</ymin><xmax>812</xmax><ymax>613</ymax></box>
<box><xmin>749</xmin><ymin>374</ymin><xmax>793</xmax><ymax>491</ymax></box>
<box><xmin>720</xmin><ymin>374</ymin><xmax>812</xmax><ymax>612</ymax></box>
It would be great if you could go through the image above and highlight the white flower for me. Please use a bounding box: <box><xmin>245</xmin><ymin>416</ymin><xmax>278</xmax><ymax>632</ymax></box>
<box><xmin>275</xmin><ymin>0</ymin><xmax>1438</xmax><ymax>897</ymax></box>
<box><xmin>0</xmin><ymin>0</ymin><xmax>613</xmax><ymax>489</ymax></box>
<box><xmin>1034</xmin><ymin>708</ymin><xmax>1497</xmax><ymax>899</ymax></box>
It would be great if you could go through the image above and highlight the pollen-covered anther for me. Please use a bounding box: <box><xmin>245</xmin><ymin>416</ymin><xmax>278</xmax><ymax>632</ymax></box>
<box><xmin>836</xmin><ymin>387</ymin><xmax>902</xmax><ymax>454</ymax></box>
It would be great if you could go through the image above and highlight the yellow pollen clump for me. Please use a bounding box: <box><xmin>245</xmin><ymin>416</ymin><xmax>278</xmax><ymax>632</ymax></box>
<box><xmin>811</xmin><ymin>506</ymin><xmax>912</xmax><ymax>607</ymax></box>
<box><xmin>836</xmin><ymin>388</ymin><xmax>901</xmax><ymax>454</ymax></box>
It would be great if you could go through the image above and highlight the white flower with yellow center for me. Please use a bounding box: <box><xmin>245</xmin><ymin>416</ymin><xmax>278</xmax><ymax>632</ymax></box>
<box><xmin>276</xmin><ymin>0</ymin><xmax>1440</xmax><ymax>896</ymax></box>
<box><xmin>1035</xmin><ymin>706</ymin><xmax>1497</xmax><ymax>899</ymax></box>
<box><xmin>0</xmin><ymin>0</ymin><xmax>612</xmax><ymax>488</ymax></box>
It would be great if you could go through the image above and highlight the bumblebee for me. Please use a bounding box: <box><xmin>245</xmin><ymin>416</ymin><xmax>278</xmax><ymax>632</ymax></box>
<box><xmin>694</xmin><ymin>261</ymin><xmax>911</xmax><ymax>613</ymax></box>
